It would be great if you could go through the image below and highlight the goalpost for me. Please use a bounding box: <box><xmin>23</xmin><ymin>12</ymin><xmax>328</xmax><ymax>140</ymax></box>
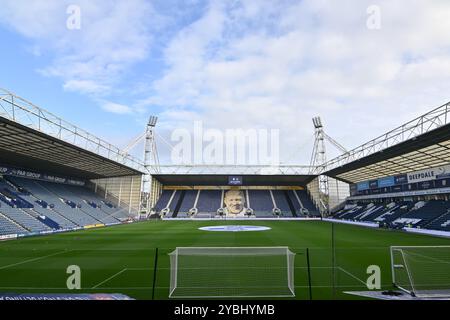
<box><xmin>169</xmin><ymin>247</ymin><xmax>296</xmax><ymax>298</ymax></box>
<box><xmin>391</xmin><ymin>246</ymin><xmax>450</xmax><ymax>298</ymax></box>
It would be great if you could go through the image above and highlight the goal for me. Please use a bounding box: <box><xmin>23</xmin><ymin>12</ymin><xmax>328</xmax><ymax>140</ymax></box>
<box><xmin>391</xmin><ymin>246</ymin><xmax>450</xmax><ymax>298</ymax></box>
<box><xmin>168</xmin><ymin>247</ymin><xmax>296</xmax><ymax>298</ymax></box>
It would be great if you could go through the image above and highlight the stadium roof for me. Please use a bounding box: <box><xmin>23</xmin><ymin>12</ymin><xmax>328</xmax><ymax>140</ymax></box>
<box><xmin>323</xmin><ymin>101</ymin><xmax>450</xmax><ymax>184</ymax></box>
<box><xmin>0</xmin><ymin>88</ymin><xmax>145</xmax><ymax>179</ymax></box>
<box><xmin>153</xmin><ymin>174</ymin><xmax>316</xmax><ymax>186</ymax></box>
<box><xmin>155</xmin><ymin>164</ymin><xmax>315</xmax><ymax>176</ymax></box>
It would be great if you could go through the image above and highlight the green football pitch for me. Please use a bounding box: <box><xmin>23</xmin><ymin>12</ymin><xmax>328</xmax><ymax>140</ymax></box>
<box><xmin>0</xmin><ymin>220</ymin><xmax>449</xmax><ymax>300</ymax></box>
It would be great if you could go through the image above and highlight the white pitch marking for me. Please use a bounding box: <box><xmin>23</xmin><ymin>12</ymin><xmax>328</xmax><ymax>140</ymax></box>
<box><xmin>91</xmin><ymin>268</ymin><xmax>128</xmax><ymax>289</ymax></box>
<box><xmin>0</xmin><ymin>249</ymin><xmax>72</xmax><ymax>270</ymax></box>
<box><xmin>338</xmin><ymin>267</ymin><xmax>367</xmax><ymax>286</ymax></box>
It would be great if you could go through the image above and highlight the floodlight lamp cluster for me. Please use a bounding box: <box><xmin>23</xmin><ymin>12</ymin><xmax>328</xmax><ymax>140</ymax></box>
<box><xmin>148</xmin><ymin>116</ymin><xmax>158</xmax><ymax>127</ymax></box>
<box><xmin>312</xmin><ymin>117</ymin><xmax>323</xmax><ymax>129</ymax></box>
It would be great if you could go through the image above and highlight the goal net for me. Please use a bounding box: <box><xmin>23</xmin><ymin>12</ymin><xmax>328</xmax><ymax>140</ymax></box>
<box><xmin>391</xmin><ymin>246</ymin><xmax>450</xmax><ymax>298</ymax></box>
<box><xmin>168</xmin><ymin>247</ymin><xmax>295</xmax><ymax>298</ymax></box>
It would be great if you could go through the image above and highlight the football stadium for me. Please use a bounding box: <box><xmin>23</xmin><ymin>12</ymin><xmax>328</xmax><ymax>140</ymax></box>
<box><xmin>1</xmin><ymin>2</ymin><xmax>450</xmax><ymax>312</ymax></box>
<box><xmin>0</xmin><ymin>88</ymin><xmax>449</xmax><ymax>302</ymax></box>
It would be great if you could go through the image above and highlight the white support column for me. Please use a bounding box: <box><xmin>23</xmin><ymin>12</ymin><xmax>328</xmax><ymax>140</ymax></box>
<box><xmin>269</xmin><ymin>190</ymin><xmax>277</xmax><ymax>209</ymax></box>
<box><xmin>220</xmin><ymin>190</ymin><xmax>225</xmax><ymax>208</ymax></box>
<box><xmin>138</xmin><ymin>176</ymin><xmax>143</xmax><ymax>214</ymax></box>
<box><xmin>118</xmin><ymin>179</ymin><xmax>123</xmax><ymax>206</ymax></box>
<box><xmin>293</xmin><ymin>190</ymin><xmax>304</xmax><ymax>208</ymax></box>
<box><xmin>193</xmin><ymin>190</ymin><xmax>201</xmax><ymax>209</ymax></box>
<box><xmin>246</xmin><ymin>190</ymin><xmax>251</xmax><ymax>208</ymax></box>
<box><xmin>129</xmin><ymin>176</ymin><xmax>134</xmax><ymax>214</ymax></box>
<box><xmin>166</xmin><ymin>190</ymin><xmax>177</xmax><ymax>209</ymax></box>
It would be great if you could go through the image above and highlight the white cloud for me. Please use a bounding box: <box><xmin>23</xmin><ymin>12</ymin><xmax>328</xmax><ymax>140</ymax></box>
<box><xmin>142</xmin><ymin>0</ymin><xmax>450</xmax><ymax>164</ymax></box>
<box><xmin>101</xmin><ymin>101</ymin><xmax>133</xmax><ymax>115</ymax></box>
<box><xmin>63</xmin><ymin>80</ymin><xmax>110</xmax><ymax>95</ymax></box>
<box><xmin>0</xmin><ymin>0</ymin><xmax>159</xmax><ymax>99</ymax></box>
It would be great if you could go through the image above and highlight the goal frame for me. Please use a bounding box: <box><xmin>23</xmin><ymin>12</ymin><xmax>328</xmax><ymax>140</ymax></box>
<box><xmin>390</xmin><ymin>245</ymin><xmax>450</xmax><ymax>298</ymax></box>
<box><xmin>168</xmin><ymin>246</ymin><xmax>296</xmax><ymax>299</ymax></box>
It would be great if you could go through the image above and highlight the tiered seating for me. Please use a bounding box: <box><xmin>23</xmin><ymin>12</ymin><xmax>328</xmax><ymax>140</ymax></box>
<box><xmin>272</xmin><ymin>190</ymin><xmax>292</xmax><ymax>216</ymax></box>
<box><xmin>372</xmin><ymin>202</ymin><xmax>410</xmax><ymax>223</ymax></box>
<box><xmin>177</xmin><ymin>190</ymin><xmax>197</xmax><ymax>216</ymax></box>
<box><xmin>426</xmin><ymin>210</ymin><xmax>450</xmax><ymax>231</ymax></box>
<box><xmin>0</xmin><ymin>178</ymin><xmax>50</xmax><ymax>232</ymax></box>
<box><xmin>288</xmin><ymin>190</ymin><xmax>303</xmax><ymax>215</ymax></box>
<box><xmin>36</xmin><ymin>181</ymin><xmax>101</xmax><ymax>225</ymax></box>
<box><xmin>0</xmin><ymin>175</ymin><xmax>135</xmax><ymax>237</ymax></box>
<box><xmin>154</xmin><ymin>188</ymin><xmax>323</xmax><ymax>218</ymax></box>
<box><xmin>296</xmin><ymin>190</ymin><xmax>319</xmax><ymax>216</ymax></box>
<box><xmin>0</xmin><ymin>213</ymin><xmax>27</xmax><ymax>236</ymax></box>
<box><xmin>64</xmin><ymin>184</ymin><xmax>128</xmax><ymax>221</ymax></box>
<box><xmin>333</xmin><ymin>199</ymin><xmax>450</xmax><ymax>232</ymax></box>
<box><xmin>394</xmin><ymin>200</ymin><xmax>450</xmax><ymax>227</ymax></box>
<box><xmin>5</xmin><ymin>179</ymin><xmax>77</xmax><ymax>229</ymax></box>
<box><xmin>0</xmin><ymin>205</ymin><xmax>50</xmax><ymax>233</ymax></box>
<box><xmin>109</xmin><ymin>207</ymin><xmax>133</xmax><ymax>220</ymax></box>
<box><xmin>354</xmin><ymin>203</ymin><xmax>385</xmax><ymax>221</ymax></box>
<box><xmin>333</xmin><ymin>204</ymin><xmax>356</xmax><ymax>219</ymax></box>
<box><xmin>40</xmin><ymin>182</ymin><xmax>118</xmax><ymax>224</ymax></box>
<box><xmin>248</xmin><ymin>190</ymin><xmax>273</xmax><ymax>217</ymax></box>
<box><xmin>196</xmin><ymin>190</ymin><xmax>222</xmax><ymax>214</ymax></box>
<box><xmin>154</xmin><ymin>190</ymin><xmax>173</xmax><ymax>211</ymax></box>
<box><xmin>167</xmin><ymin>191</ymin><xmax>182</xmax><ymax>217</ymax></box>
<box><xmin>335</xmin><ymin>203</ymin><xmax>367</xmax><ymax>220</ymax></box>
<box><xmin>10</xmin><ymin>178</ymin><xmax>82</xmax><ymax>227</ymax></box>
<box><xmin>24</xmin><ymin>208</ymin><xmax>75</xmax><ymax>229</ymax></box>
<box><xmin>0</xmin><ymin>179</ymin><xmax>33</xmax><ymax>208</ymax></box>
<box><xmin>8</xmin><ymin>177</ymin><xmax>115</xmax><ymax>227</ymax></box>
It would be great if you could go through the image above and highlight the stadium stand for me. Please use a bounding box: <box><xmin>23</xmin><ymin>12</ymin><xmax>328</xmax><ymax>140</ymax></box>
<box><xmin>154</xmin><ymin>190</ymin><xmax>173</xmax><ymax>213</ymax></box>
<box><xmin>63</xmin><ymin>184</ymin><xmax>131</xmax><ymax>221</ymax></box>
<box><xmin>167</xmin><ymin>190</ymin><xmax>182</xmax><ymax>218</ymax></box>
<box><xmin>333</xmin><ymin>199</ymin><xmax>450</xmax><ymax>232</ymax></box>
<box><xmin>296</xmin><ymin>190</ymin><xmax>320</xmax><ymax>216</ymax></box>
<box><xmin>272</xmin><ymin>190</ymin><xmax>294</xmax><ymax>217</ymax></box>
<box><xmin>177</xmin><ymin>190</ymin><xmax>197</xmax><ymax>217</ymax></box>
<box><xmin>288</xmin><ymin>190</ymin><xmax>303</xmax><ymax>216</ymax></box>
<box><xmin>247</xmin><ymin>190</ymin><xmax>274</xmax><ymax>217</ymax></box>
<box><xmin>0</xmin><ymin>174</ymin><xmax>134</xmax><ymax>236</ymax></box>
<box><xmin>0</xmin><ymin>205</ymin><xmax>51</xmax><ymax>233</ymax></box>
<box><xmin>196</xmin><ymin>190</ymin><xmax>222</xmax><ymax>216</ymax></box>
<box><xmin>11</xmin><ymin>177</ymin><xmax>98</xmax><ymax>227</ymax></box>
<box><xmin>152</xmin><ymin>187</ymin><xmax>320</xmax><ymax>219</ymax></box>
<box><xmin>0</xmin><ymin>213</ymin><xmax>27</xmax><ymax>236</ymax></box>
<box><xmin>427</xmin><ymin>210</ymin><xmax>450</xmax><ymax>231</ymax></box>
<box><xmin>39</xmin><ymin>182</ymin><xmax>119</xmax><ymax>224</ymax></box>
<box><xmin>392</xmin><ymin>200</ymin><xmax>450</xmax><ymax>228</ymax></box>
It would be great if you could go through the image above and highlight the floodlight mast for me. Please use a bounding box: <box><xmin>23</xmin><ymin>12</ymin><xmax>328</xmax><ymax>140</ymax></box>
<box><xmin>310</xmin><ymin>116</ymin><xmax>347</xmax><ymax>215</ymax></box>
<box><xmin>310</xmin><ymin>117</ymin><xmax>328</xmax><ymax>214</ymax></box>
<box><xmin>120</xmin><ymin>116</ymin><xmax>160</xmax><ymax>215</ymax></box>
<box><xmin>143</xmin><ymin>116</ymin><xmax>160</xmax><ymax>213</ymax></box>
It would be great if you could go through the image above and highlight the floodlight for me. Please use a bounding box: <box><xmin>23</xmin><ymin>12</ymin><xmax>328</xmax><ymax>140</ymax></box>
<box><xmin>312</xmin><ymin>116</ymin><xmax>323</xmax><ymax>128</ymax></box>
<box><xmin>148</xmin><ymin>116</ymin><xmax>158</xmax><ymax>127</ymax></box>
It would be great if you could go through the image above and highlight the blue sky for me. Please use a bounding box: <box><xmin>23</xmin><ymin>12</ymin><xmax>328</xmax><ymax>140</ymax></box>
<box><xmin>1</xmin><ymin>0</ymin><xmax>450</xmax><ymax>164</ymax></box>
